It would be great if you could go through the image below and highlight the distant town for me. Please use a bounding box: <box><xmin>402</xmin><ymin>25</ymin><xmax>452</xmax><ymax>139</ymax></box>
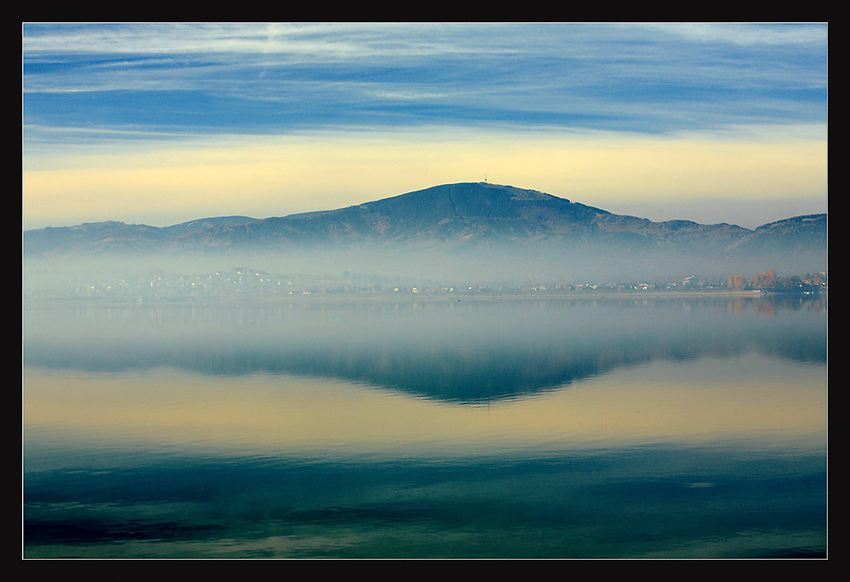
<box><xmin>23</xmin><ymin>265</ymin><xmax>827</xmax><ymax>303</ymax></box>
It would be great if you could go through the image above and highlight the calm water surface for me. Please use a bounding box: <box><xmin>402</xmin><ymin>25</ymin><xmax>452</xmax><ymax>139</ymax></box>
<box><xmin>23</xmin><ymin>295</ymin><xmax>827</xmax><ymax>558</ymax></box>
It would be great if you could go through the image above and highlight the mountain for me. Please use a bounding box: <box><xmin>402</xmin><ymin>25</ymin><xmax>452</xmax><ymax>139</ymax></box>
<box><xmin>23</xmin><ymin>182</ymin><xmax>827</xmax><ymax>282</ymax></box>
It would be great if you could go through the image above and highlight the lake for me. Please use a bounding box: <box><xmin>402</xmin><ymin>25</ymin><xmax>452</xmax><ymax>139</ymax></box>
<box><xmin>23</xmin><ymin>294</ymin><xmax>827</xmax><ymax>559</ymax></box>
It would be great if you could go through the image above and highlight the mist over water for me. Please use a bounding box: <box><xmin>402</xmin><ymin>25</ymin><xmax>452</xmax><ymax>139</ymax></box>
<box><xmin>22</xmin><ymin>234</ymin><xmax>827</xmax><ymax>306</ymax></box>
<box><xmin>23</xmin><ymin>294</ymin><xmax>826</xmax><ymax>403</ymax></box>
<box><xmin>23</xmin><ymin>293</ymin><xmax>827</xmax><ymax>558</ymax></box>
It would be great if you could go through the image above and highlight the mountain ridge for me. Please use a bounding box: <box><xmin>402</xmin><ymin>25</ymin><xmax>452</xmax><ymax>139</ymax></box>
<box><xmin>23</xmin><ymin>182</ymin><xmax>826</xmax><ymax>281</ymax></box>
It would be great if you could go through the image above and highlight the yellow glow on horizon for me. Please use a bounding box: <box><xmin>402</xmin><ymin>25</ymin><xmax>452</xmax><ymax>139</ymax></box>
<box><xmin>22</xmin><ymin>127</ymin><xmax>827</xmax><ymax>229</ymax></box>
<box><xmin>23</xmin><ymin>354</ymin><xmax>826</xmax><ymax>459</ymax></box>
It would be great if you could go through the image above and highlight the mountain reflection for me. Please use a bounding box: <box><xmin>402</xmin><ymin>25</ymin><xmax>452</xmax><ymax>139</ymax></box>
<box><xmin>23</xmin><ymin>296</ymin><xmax>826</xmax><ymax>404</ymax></box>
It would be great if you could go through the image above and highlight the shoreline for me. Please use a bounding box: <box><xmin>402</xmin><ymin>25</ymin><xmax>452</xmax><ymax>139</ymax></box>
<box><xmin>22</xmin><ymin>288</ymin><xmax>830</xmax><ymax>309</ymax></box>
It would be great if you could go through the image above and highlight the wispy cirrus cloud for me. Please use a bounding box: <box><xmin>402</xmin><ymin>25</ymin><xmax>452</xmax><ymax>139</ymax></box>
<box><xmin>23</xmin><ymin>22</ymin><xmax>827</xmax><ymax>136</ymax></box>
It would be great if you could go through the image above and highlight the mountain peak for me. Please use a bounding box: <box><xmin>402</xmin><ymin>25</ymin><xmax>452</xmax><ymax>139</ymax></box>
<box><xmin>349</xmin><ymin>181</ymin><xmax>607</xmax><ymax>224</ymax></box>
<box><xmin>382</xmin><ymin>182</ymin><xmax>567</xmax><ymax>206</ymax></box>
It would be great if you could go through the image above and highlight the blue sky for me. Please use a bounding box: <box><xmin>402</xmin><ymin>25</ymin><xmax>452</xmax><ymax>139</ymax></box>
<box><xmin>22</xmin><ymin>22</ymin><xmax>828</xmax><ymax>229</ymax></box>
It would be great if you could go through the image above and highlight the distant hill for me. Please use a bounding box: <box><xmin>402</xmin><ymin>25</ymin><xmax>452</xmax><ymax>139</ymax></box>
<box><xmin>22</xmin><ymin>182</ymin><xmax>827</xmax><ymax>282</ymax></box>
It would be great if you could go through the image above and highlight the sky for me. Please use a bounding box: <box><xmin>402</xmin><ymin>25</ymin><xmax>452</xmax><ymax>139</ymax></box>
<box><xmin>22</xmin><ymin>22</ymin><xmax>828</xmax><ymax>231</ymax></box>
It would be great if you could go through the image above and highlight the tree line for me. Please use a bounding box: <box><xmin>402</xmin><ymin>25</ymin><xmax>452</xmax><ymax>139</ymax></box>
<box><xmin>727</xmin><ymin>270</ymin><xmax>826</xmax><ymax>293</ymax></box>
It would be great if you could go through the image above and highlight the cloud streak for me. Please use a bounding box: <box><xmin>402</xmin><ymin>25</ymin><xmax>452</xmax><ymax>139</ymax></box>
<box><xmin>24</xmin><ymin>23</ymin><xmax>827</xmax><ymax>135</ymax></box>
